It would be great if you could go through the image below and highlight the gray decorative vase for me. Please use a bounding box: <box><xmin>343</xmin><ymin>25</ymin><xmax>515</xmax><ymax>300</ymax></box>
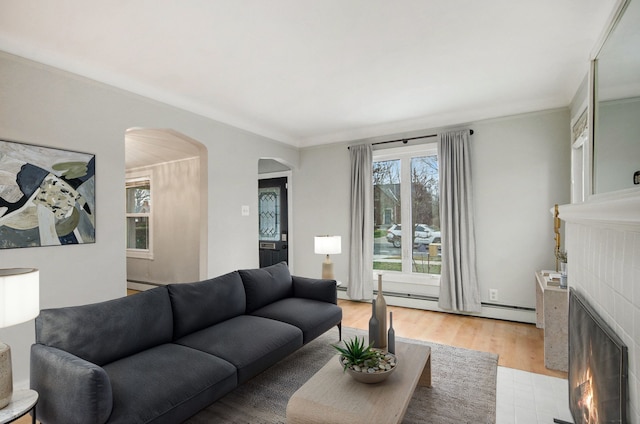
<box><xmin>375</xmin><ymin>274</ymin><xmax>387</xmax><ymax>349</ymax></box>
<box><xmin>368</xmin><ymin>299</ymin><xmax>379</xmax><ymax>347</ymax></box>
<box><xmin>388</xmin><ymin>311</ymin><xmax>395</xmax><ymax>354</ymax></box>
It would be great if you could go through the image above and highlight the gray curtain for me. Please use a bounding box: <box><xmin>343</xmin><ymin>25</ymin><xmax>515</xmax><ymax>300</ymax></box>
<box><xmin>438</xmin><ymin>129</ymin><xmax>481</xmax><ymax>313</ymax></box>
<box><xmin>348</xmin><ymin>144</ymin><xmax>374</xmax><ymax>300</ymax></box>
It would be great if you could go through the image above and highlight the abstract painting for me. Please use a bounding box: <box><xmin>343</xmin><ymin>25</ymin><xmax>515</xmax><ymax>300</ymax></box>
<box><xmin>0</xmin><ymin>139</ymin><xmax>95</xmax><ymax>248</ymax></box>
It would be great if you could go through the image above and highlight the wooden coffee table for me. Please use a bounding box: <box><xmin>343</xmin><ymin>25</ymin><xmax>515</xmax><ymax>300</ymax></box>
<box><xmin>286</xmin><ymin>341</ymin><xmax>431</xmax><ymax>424</ymax></box>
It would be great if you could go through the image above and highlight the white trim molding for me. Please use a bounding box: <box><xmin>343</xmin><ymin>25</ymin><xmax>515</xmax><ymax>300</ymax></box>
<box><xmin>557</xmin><ymin>188</ymin><xmax>640</xmax><ymax>229</ymax></box>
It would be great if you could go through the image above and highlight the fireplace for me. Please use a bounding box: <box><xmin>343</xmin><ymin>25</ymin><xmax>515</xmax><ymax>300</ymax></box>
<box><xmin>566</xmin><ymin>288</ymin><xmax>628</xmax><ymax>423</ymax></box>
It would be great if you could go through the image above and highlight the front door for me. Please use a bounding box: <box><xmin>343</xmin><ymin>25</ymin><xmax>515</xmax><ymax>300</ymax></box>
<box><xmin>258</xmin><ymin>177</ymin><xmax>288</xmax><ymax>267</ymax></box>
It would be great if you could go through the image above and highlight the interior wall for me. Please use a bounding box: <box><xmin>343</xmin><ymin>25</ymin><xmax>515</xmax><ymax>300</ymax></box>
<box><xmin>294</xmin><ymin>145</ymin><xmax>351</xmax><ymax>282</ymax></box>
<box><xmin>293</xmin><ymin>108</ymin><xmax>571</xmax><ymax>319</ymax></box>
<box><xmin>472</xmin><ymin>109</ymin><xmax>570</xmax><ymax>309</ymax></box>
<box><xmin>0</xmin><ymin>51</ymin><xmax>299</xmax><ymax>387</ymax></box>
<box><xmin>126</xmin><ymin>157</ymin><xmax>201</xmax><ymax>285</ymax></box>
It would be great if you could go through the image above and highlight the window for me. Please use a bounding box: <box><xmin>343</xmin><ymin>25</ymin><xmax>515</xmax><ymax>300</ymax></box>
<box><xmin>126</xmin><ymin>178</ymin><xmax>152</xmax><ymax>259</ymax></box>
<box><xmin>373</xmin><ymin>144</ymin><xmax>440</xmax><ymax>284</ymax></box>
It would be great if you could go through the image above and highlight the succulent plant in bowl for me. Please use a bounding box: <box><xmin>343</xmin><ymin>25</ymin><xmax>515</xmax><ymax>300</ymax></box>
<box><xmin>332</xmin><ymin>336</ymin><xmax>398</xmax><ymax>383</ymax></box>
<box><xmin>332</xmin><ymin>336</ymin><xmax>377</xmax><ymax>370</ymax></box>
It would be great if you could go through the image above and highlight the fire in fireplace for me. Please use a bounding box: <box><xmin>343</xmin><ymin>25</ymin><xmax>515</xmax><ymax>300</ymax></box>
<box><xmin>566</xmin><ymin>288</ymin><xmax>628</xmax><ymax>423</ymax></box>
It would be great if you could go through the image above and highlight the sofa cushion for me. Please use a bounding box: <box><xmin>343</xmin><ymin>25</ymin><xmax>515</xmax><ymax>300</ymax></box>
<box><xmin>103</xmin><ymin>343</ymin><xmax>237</xmax><ymax>424</ymax></box>
<box><xmin>239</xmin><ymin>261</ymin><xmax>293</xmax><ymax>313</ymax></box>
<box><xmin>35</xmin><ymin>286</ymin><xmax>173</xmax><ymax>366</ymax></box>
<box><xmin>251</xmin><ymin>298</ymin><xmax>343</xmax><ymax>343</ymax></box>
<box><xmin>168</xmin><ymin>271</ymin><xmax>246</xmax><ymax>339</ymax></box>
<box><xmin>175</xmin><ymin>315</ymin><xmax>302</xmax><ymax>384</ymax></box>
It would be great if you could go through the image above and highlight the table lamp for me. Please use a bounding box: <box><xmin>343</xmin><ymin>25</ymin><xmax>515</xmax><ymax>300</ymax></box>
<box><xmin>0</xmin><ymin>268</ymin><xmax>40</xmax><ymax>409</ymax></box>
<box><xmin>314</xmin><ymin>235</ymin><xmax>341</xmax><ymax>279</ymax></box>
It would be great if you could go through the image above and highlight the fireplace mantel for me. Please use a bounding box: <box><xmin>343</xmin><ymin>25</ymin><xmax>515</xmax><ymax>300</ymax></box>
<box><xmin>556</xmin><ymin>188</ymin><xmax>640</xmax><ymax>229</ymax></box>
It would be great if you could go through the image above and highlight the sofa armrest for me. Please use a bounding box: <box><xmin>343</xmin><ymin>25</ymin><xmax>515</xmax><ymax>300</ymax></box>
<box><xmin>292</xmin><ymin>276</ymin><xmax>337</xmax><ymax>304</ymax></box>
<box><xmin>31</xmin><ymin>344</ymin><xmax>113</xmax><ymax>424</ymax></box>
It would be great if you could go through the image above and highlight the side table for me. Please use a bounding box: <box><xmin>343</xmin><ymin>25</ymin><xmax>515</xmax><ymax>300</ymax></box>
<box><xmin>0</xmin><ymin>389</ymin><xmax>38</xmax><ymax>424</ymax></box>
<box><xmin>535</xmin><ymin>270</ymin><xmax>568</xmax><ymax>372</ymax></box>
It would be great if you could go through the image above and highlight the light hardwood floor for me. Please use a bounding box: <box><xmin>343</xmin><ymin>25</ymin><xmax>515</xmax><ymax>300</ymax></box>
<box><xmin>337</xmin><ymin>298</ymin><xmax>567</xmax><ymax>379</ymax></box>
<box><xmin>17</xmin><ymin>294</ymin><xmax>565</xmax><ymax>424</ymax></box>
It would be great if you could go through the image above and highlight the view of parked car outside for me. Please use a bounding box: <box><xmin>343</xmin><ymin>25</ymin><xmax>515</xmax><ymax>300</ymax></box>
<box><xmin>374</xmin><ymin>222</ymin><xmax>441</xmax><ymax>274</ymax></box>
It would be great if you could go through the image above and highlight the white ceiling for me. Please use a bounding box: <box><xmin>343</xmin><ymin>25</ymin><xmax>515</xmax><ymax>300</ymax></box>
<box><xmin>0</xmin><ymin>0</ymin><xmax>618</xmax><ymax>148</ymax></box>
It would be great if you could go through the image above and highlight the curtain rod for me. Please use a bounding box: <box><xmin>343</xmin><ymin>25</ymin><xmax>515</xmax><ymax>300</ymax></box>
<box><xmin>348</xmin><ymin>129</ymin><xmax>474</xmax><ymax>149</ymax></box>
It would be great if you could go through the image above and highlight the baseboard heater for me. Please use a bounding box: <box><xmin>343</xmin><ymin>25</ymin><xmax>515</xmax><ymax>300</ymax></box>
<box><xmin>337</xmin><ymin>286</ymin><xmax>535</xmax><ymax>322</ymax></box>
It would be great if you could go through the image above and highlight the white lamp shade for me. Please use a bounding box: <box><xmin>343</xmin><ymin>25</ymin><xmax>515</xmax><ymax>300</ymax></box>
<box><xmin>314</xmin><ymin>236</ymin><xmax>341</xmax><ymax>255</ymax></box>
<box><xmin>0</xmin><ymin>268</ymin><xmax>40</xmax><ymax>328</ymax></box>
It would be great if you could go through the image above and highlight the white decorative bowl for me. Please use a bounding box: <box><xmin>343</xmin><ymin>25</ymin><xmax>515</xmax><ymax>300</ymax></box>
<box><xmin>339</xmin><ymin>350</ymin><xmax>398</xmax><ymax>384</ymax></box>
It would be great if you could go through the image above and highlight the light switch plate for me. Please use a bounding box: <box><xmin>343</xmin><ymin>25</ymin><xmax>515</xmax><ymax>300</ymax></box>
<box><xmin>241</xmin><ymin>205</ymin><xmax>250</xmax><ymax>216</ymax></box>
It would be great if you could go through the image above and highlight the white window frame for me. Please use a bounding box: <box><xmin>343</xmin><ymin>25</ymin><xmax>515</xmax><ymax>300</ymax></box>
<box><xmin>126</xmin><ymin>176</ymin><xmax>153</xmax><ymax>260</ymax></box>
<box><xmin>373</xmin><ymin>144</ymin><xmax>441</xmax><ymax>292</ymax></box>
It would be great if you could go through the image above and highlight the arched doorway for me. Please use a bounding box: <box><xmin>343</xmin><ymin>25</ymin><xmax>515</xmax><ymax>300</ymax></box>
<box><xmin>125</xmin><ymin>128</ymin><xmax>208</xmax><ymax>289</ymax></box>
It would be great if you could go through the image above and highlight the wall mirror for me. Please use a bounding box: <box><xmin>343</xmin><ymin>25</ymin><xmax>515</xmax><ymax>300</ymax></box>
<box><xmin>592</xmin><ymin>0</ymin><xmax>640</xmax><ymax>194</ymax></box>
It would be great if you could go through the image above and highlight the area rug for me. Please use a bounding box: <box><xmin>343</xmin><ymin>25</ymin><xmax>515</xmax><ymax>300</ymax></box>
<box><xmin>184</xmin><ymin>327</ymin><xmax>498</xmax><ymax>424</ymax></box>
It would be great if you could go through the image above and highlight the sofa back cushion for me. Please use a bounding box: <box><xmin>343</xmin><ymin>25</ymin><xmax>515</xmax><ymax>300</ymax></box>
<box><xmin>239</xmin><ymin>261</ymin><xmax>293</xmax><ymax>313</ymax></box>
<box><xmin>168</xmin><ymin>271</ymin><xmax>246</xmax><ymax>339</ymax></box>
<box><xmin>35</xmin><ymin>286</ymin><xmax>173</xmax><ymax>366</ymax></box>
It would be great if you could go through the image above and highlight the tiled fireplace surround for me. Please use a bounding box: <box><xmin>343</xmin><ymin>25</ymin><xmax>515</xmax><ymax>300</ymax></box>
<box><xmin>561</xmin><ymin>193</ymin><xmax>640</xmax><ymax>423</ymax></box>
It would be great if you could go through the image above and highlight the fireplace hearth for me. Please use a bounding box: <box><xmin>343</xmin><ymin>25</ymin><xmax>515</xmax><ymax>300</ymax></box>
<box><xmin>564</xmin><ymin>288</ymin><xmax>628</xmax><ymax>424</ymax></box>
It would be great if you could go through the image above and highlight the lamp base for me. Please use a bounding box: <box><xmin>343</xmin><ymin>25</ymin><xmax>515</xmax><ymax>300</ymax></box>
<box><xmin>0</xmin><ymin>342</ymin><xmax>12</xmax><ymax>409</ymax></box>
<box><xmin>321</xmin><ymin>255</ymin><xmax>335</xmax><ymax>280</ymax></box>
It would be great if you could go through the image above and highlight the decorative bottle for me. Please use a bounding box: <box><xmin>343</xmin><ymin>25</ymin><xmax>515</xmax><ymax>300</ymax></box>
<box><xmin>369</xmin><ymin>299</ymin><xmax>379</xmax><ymax>347</ymax></box>
<box><xmin>388</xmin><ymin>311</ymin><xmax>395</xmax><ymax>354</ymax></box>
<box><xmin>375</xmin><ymin>274</ymin><xmax>387</xmax><ymax>349</ymax></box>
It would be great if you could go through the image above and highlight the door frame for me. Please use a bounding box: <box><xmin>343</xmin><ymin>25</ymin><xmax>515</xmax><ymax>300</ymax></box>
<box><xmin>258</xmin><ymin>170</ymin><xmax>293</xmax><ymax>273</ymax></box>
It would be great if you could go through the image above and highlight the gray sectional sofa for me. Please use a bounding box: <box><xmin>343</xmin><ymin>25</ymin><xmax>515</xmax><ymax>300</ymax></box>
<box><xmin>30</xmin><ymin>262</ymin><xmax>342</xmax><ymax>424</ymax></box>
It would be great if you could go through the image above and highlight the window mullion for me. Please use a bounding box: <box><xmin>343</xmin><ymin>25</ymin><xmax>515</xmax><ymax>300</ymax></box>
<box><xmin>400</xmin><ymin>156</ymin><xmax>412</xmax><ymax>272</ymax></box>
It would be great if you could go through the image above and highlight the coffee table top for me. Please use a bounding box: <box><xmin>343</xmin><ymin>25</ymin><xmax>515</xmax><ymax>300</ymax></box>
<box><xmin>286</xmin><ymin>341</ymin><xmax>431</xmax><ymax>424</ymax></box>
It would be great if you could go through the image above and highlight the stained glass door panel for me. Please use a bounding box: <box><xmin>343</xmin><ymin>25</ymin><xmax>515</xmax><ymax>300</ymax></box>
<box><xmin>258</xmin><ymin>177</ymin><xmax>288</xmax><ymax>267</ymax></box>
